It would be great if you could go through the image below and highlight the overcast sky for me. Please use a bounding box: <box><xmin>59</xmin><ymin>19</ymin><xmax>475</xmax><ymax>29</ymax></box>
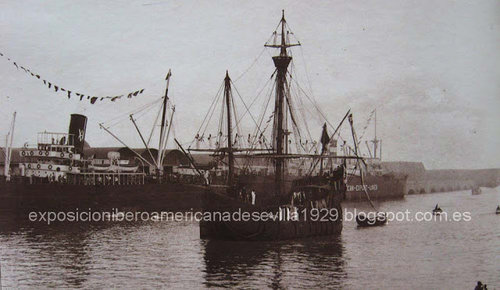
<box><xmin>1</xmin><ymin>0</ymin><xmax>499</xmax><ymax>169</ymax></box>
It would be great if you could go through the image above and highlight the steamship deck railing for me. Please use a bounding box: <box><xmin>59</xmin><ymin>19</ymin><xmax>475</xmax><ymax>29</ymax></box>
<box><xmin>68</xmin><ymin>172</ymin><xmax>146</xmax><ymax>186</ymax></box>
<box><xmin>37</xmin><ymin>132</ymin><xmax>75</xmax><ymax>145</ymax></box>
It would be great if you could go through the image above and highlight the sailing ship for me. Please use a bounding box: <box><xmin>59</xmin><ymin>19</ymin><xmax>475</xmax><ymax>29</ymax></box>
<box><xmin>195</xmin><ymin>11</ymin><xmax>348</xmax><ymax>241</ymax></box>
<box><xmin>0</xmin><ymin>73</ymin><xmax>204</xmax><ymax>214</ymax></box>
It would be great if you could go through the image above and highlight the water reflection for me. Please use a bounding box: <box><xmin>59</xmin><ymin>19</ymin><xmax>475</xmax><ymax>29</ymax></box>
<box><xmin>1</xmin><ymin>189</ymin><xmax>498</xmax><ymax>288</ymax></box>
<box><xmin>202</xmin><ymin>236</ymin><xmax>346</xmax><ymax>289</ymax></box>
<box><xmin>0</xmin><ymin>216</ymin><xmax>138</xmax><ymax>288</ymax></box>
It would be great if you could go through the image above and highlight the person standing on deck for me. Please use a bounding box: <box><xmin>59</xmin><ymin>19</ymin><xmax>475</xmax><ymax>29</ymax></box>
<box><xmin>204</xmin><ymin>170</ymin><xmax>210</xmax><ymax>185</ymax></box>
<box><xmin>242</xmin><ymin>187</ymin><xmax>248</xmax><ymax>203</ymax></box>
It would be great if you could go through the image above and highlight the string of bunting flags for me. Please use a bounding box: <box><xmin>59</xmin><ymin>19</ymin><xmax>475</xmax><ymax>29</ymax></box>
<box><xmin>0</xmin><ymin>52</ymin><xmax>145</xmax><ymax>104</ymax></box>
<box><xmin>357</xmin><ymin>108</ymin><xmax>376</xmax><ymax>142</ymax></box>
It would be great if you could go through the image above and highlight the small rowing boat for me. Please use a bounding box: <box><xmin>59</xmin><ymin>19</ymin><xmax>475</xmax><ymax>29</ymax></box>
<box><xmin>356</xmin><ymin>212</ymin><xmax>387</xmax><ymax>227</ymax></box>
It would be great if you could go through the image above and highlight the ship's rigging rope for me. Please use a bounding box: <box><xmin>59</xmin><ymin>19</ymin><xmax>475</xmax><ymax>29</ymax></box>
<box><xmin>347</xmin><ymin>114</ymin><xmax>378</xmax><ymax>211</ymax></box>
<box><xmin>231</xmin><ymin>79</ymin><xmax>269</xmax><ymax>149</ymax></box>
<box><xmin>288</xmin><ymin>72</ymin><xmax>337</xmax><ymax>133</ymax></box>
<box><xmin>356</xmin><ymin>109</ymin><xmax>376</xmax><ymax>145</ymax></box>
<box><xmin>248</xmin><ymin>81</ymin><xmax>275</xmax><ymax>153</ymax></box>
<box><xmin>233</xmin><ymin>47</ymin><xmax>267</xmax><ymax>83</ymax></box>
<box><xmin>146</xmin><ymin>101</ymin><xmax>164</xmax><ymax>147</ymax></box>
<box><xmin>188</xmin><ymin>82</ymin><xmax>224</xmax><ymax>149</ymax></box>
<box><xmin>100</xmin><ymin>97</ymin><xmax>164</xmax><ymax>129</ymax></box>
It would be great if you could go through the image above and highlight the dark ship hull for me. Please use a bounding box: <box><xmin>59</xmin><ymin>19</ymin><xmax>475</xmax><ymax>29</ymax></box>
<box><xmin>200</xmin><ymin>167</ymin><xmax>345</xmax><ymax>241</ymax></box>
<box><xmin>0</xmin><ymin>178</ymin><xmax>203</xmax><ymax>215</ymax></box>
<box><xmin>345</xmin><ymin>174</ymin><xmax>407</xmax><ymax>201</ymax></box>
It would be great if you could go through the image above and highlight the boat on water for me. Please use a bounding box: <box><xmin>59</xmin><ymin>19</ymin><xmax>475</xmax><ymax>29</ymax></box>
<box><xmin>432</xmin><ymin>204</ymin><xmax>443</xmax><ymax>215</ymax></box>
<box><xmin>0</xmin><ymin>75</ymin><xmax>205</xmax><ymax>214</ymax></box>
<box><xmin>356</xmin><ymin>212</ymin><xmax>387</xmax><ymax>227</ymax></box>
<box><xmin>495</xmin><ymin>206</ymin><xmax>500</xmax><ymax>215</ymax></box>
<box><xmin>195</xmin><ymin>11</ymin><xmax>352</xmax><ymax>241</ymax></box>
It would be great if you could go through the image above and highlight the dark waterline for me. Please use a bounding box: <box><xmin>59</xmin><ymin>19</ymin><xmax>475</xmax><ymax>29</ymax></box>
<box><xmin>1</xmin><ymin>188</ymin><xmax>499</xmax><ymax>289</ymax></box>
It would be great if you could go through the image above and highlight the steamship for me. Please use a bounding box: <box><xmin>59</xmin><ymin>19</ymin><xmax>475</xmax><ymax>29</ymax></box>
<box><xmin>0</xmin><ymin>113</ymin><xmax>204</xmax><ymax>214</ymax></box>
<box><xmin>341</xmin><ymin>113</ymin><xmax>408</xmax><ymax>201</ymax></box>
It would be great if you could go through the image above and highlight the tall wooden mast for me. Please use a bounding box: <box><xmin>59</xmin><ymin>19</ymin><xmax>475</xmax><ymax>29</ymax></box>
<box><xmin>265</xmin><ymin>10</ymin><xmax>300</xmax><ymax>195</ymax></box>
<box><xmin>157</xmin><ymin>69</ymin><xmax>172</xmax><ymax>173</ymax></box>
<box><xmin>224</xmin><ymin>71</ymin><xmax>235</xmax><ymax>185</ymax></box>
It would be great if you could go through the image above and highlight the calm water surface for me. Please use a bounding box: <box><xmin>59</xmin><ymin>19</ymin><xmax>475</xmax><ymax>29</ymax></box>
<box><xmin>1</xmin><ymin>188</ymin><xmax>499</xmax><ymax>289</ymax></box>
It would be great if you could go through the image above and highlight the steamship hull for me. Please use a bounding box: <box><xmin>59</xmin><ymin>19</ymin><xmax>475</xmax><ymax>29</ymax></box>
<box><xmin>0</xmin><ymin>113</ymin><xmax>208</xmax><ymax>217</ymax></box>
<box><xmin>0</xmin><ymin>180</ymin><xmax>203</xmax><ymax>215</ymax></box>
<box><xmin>345</xmin><ymin>174</ymin><xmax>407</xmax><ymax>201</ymax></box>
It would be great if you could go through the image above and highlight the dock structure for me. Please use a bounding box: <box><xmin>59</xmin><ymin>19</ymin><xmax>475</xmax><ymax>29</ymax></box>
<box><xmin>381</xmin><ymin>161</ymin><xmax>500</xmax><ymax>194</ymax></box>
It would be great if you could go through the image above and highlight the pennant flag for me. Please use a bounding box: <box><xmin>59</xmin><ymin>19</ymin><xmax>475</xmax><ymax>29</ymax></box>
<box><xmin>320</xmin><ymin>123</ymin><xmax>330</xmax><ymax>148</ymax></box>
<box><xmin>2</xmin><ymin>53</ymin><xmax>148</xmax><ymax>104</ymax></box>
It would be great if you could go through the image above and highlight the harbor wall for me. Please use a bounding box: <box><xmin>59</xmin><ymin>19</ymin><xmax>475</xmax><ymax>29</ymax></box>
<box><xmin>381</xmin><ymin>161</ymin><xmax>500</xmax><ymax>194</ymax></box>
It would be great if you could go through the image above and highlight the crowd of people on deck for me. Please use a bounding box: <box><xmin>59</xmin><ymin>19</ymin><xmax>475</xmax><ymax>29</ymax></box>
<box><xmin>237</xmin><ymin>187</ymin><xmax>257</xmax><ymax>205</ymax></box>
<box><xmin>47</xmin><ymin>173</ymin><xmax>67</xmax><ymax>183</ymax></box>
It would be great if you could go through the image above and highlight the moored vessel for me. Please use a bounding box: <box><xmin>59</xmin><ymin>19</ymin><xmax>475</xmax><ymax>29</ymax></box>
<box><xmin>196</xmin><ymin>11</ymin><xmax>348</xmax><ymax>241</ymax></box>
<box><xmin>343</xmin><ymin>109</ymin><xmax>407</xmax><ymax>201</ymax></box>
<box><xmin>0</xmin><ymin>75</ymin><xmax>205</xmax><ymax>214</ymax></box>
